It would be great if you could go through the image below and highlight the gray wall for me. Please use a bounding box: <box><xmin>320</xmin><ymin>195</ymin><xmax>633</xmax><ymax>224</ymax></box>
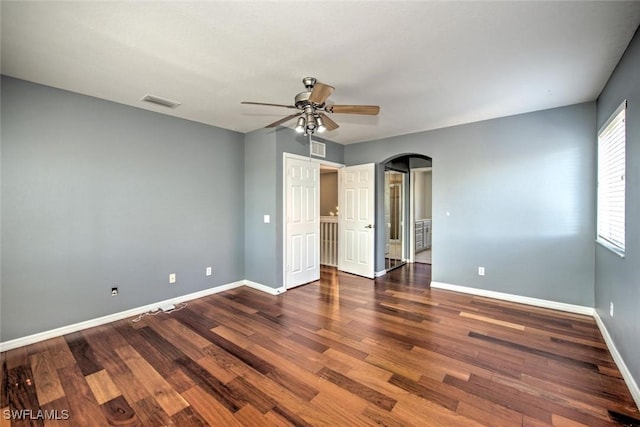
<box><xmin>346</xmin><ymin>102</ymin><xmax>597</xmax><ymax>306</ymax></box>
<box><xmin>242</xmin><ymin>127</ymin><xmax>344</xmax><ymax>289</ymax></box>
<box><xmin>244</xmin><ymin>128</ymin><xmax>277</xmax><ymax>288</ymax></box>
<box><xmin>1</xmin><ymin>76</ymin><xmax>245</xmax><ymax>341</ymax></box>
<box><xmin>595</xmin><ymin>28</ymin><xmax>640</xmax><ymax>387</ymax></box>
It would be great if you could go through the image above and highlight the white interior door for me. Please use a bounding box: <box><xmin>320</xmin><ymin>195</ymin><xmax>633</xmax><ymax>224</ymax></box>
<box><xmin>285</xmin><ymin>157</ymin><xmax>320</xmax><ymax>289</ymax></box>
<box><xmin>339</xmin><ymin>163</ymin><xmax>375</xmax><ymax>278</ymax></box>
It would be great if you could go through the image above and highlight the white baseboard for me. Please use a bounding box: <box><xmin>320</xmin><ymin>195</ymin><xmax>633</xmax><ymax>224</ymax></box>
<box><xmin>0</xmin><ymin>280</ymin><xmax>248</xmax><ymax>352</ymax></box>
<box><xmin>375</xmin><ymin>269</ymin><xmax>387</xmax><ymax>277</ymax></box>
<box><xmin>430</xmin><ymin>281</ymin><xmax>594</xmax><ymax>316</ymax></box>
<box><xmin>593</xmin><ymin>310</ymin><xmax>640</xmax><ymax>409</ymax></box>
<box><xmin>244</xmin><ymin>280</ymin><xmax>285</xmax><ymax>295</ymax></box>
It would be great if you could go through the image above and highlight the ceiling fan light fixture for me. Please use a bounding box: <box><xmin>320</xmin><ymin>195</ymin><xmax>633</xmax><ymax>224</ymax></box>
<box><xmin>306</xmin><ymin>114</ymin><xmax>317</xmax><ymax>132</ymax></box>
<box><xmin>295</xmin><ymin>116</ymin><xmax>306</xmax><ymax>133</ymax></box>
<box><xmin>316</xmin><ymin>115</ymin><xmax>326</xmax><ymax>133</ymax></box>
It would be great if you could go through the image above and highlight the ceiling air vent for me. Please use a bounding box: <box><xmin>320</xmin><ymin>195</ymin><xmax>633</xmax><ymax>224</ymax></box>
<box><xmin>310</xmin><ymin>140</ymin><xmax>326</xmax><ymax>158</ymax></box>
<box><xmin>141</xmin><ymin>94</ymin><xmax>181</xmax><ymax>109</ymax></box>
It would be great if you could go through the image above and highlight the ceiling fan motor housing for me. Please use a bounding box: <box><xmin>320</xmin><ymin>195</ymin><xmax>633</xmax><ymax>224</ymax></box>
<box><xmin>295</xmin><ymin>91</ymin><xmax>325</xmax><ymax>110</ymax></box>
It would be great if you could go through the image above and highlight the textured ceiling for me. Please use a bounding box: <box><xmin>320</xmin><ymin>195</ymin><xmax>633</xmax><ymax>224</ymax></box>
<box><xmin>2</xmin><ymin>1</ymin><xmax>639</xmax><ymax>144</ymax></box>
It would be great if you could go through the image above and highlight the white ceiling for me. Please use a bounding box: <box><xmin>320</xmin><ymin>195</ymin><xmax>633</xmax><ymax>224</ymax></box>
<box><xmin>2</xmin><ymin>1</ymin><xmax>639</xmax><ymax>144</ymax></box>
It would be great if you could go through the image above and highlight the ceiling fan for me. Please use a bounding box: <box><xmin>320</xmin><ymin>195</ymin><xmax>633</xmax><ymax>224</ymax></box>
<box><xmin>242</xmin><ymin>77</ymin><xmax>380</xmax><ymax>136</ymax></box>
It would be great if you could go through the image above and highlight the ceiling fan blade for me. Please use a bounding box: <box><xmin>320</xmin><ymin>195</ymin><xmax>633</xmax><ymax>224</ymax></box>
<box><xmin>242</xmin><ymin>101</ymin><xmax>297</xmax><ymax>109</ymax></box>
<box><xmin>308</xmin><ymin>82</ymin><xmax>335</xmax><ymax>104</ymax></box>
<box><xmin>319</xmin><ymin>114</ymin><xmax>339</xmax><ymax>131</ymax></box>
<box><xmin>330</xmin><ymin>105</ymin><xmax>380</xmax><ymax>115</ymax></box>
<box><xmin>265</xmin><ymin>113</ymin><xmax>301</xmax><ymax>128</ymax></box>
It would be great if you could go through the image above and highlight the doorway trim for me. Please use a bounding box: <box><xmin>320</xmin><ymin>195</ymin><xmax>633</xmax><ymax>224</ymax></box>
<box><xmin>410</xmin><ymin>166</ymin><xmax>432</xmax><ymax>263</ymax></box>
<box><xmin>282</xmin><ymin>152</ymin><xmax>344</xmax><ymax>292</ymax></box>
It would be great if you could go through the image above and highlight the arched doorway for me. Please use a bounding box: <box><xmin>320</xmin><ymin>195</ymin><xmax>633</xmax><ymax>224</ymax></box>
<box><xmin>381</xmin><ymin>154</ymin><xmax>432</xmax><ymax>272</ymax></box>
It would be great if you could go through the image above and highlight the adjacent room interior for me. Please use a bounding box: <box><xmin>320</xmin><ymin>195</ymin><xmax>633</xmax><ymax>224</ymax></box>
<box><xmin>2</xmin><ymin>2</ymin><xmax>640</xmax><ymax>425</ymax></box>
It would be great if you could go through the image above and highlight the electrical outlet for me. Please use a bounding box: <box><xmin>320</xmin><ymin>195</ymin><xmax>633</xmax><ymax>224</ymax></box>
<box><xmin>206</xmin><ymin>267</ymin><xmax>212</xmax><ymax>276</ymax></box>
<box><xmin>478</xmin><ymin>267</ymin><xmax>485</xmax><ymax>276</ymax></box>
<box><xmin>610</xmin><ymin>301</ymin><xmax>614</xmax><ymax>317</ymax></box>
<box><xmin>169</xmin><ymin>273</ymin><xmax>176</xmax><ymax>284</ymax></box>
<box><xmin>111</xmin><ymin>287</ymin><xmax>118</xmax><ymax>296</ymax></box>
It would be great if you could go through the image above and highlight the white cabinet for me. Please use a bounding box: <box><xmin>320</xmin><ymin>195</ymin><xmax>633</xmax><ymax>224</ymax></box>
<box><xmin>415</xmin><ymin>219</ymin><xmax>431</xmax><ymax>252</ymax></box>
<box><xmin>415</xmin><ymin>221</ymin><xmax>424</xmax><ymax>251</ymax></box>
<box><xmin>424</xmin><ymin>219</ymin><xmax>431</xmax><ymax>249</ymax></box>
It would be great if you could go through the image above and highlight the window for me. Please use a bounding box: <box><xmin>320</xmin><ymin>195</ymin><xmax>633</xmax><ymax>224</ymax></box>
<box><xmin>597</xmin><ymin>100</ymin><xmax>626</xmax><ymax>256</ymax></box>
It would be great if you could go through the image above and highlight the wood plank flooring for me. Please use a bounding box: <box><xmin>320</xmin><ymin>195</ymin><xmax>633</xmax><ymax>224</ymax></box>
<box><xmin>2</xmin><ymin>264</ymin><xmax>639</xmax><ymax>426</ymax></box>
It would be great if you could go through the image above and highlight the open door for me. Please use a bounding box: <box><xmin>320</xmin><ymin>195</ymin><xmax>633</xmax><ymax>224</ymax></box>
<box><xmin>285</xmin><ymin>157</ymin><xmax>320</xmax><ymax>289</ymax></box>
<box><xmin>338</xmin><ymin>163</ymin><xmax>375</xmax><ymax>278</ymax></box>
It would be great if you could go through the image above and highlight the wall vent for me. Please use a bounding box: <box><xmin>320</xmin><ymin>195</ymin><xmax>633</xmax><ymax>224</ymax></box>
<box><xmin>141</xmin><ymin>94</ymin><xmax>181</xmax><ymax>109</ymax></box>
<box><xmin>310</xmin><ymin>140</ymin><xmax>326</xmax><ymax>158</ymax></box>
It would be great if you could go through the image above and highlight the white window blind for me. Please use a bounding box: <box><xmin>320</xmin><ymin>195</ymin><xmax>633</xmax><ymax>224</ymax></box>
<box><xmin>597</xmin><ymin>100</ymin><xmax>626</xmax><ymax>255</ymax></box>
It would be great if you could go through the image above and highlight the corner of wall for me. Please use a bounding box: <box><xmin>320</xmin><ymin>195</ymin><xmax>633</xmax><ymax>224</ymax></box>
<box><xmin>594</xmin><ymin>309</ymin><xmax>640</xmax><ymax>409</ymax></box>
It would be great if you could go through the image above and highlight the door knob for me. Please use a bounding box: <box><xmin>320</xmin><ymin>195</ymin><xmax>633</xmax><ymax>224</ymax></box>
<box><xmin>365</xmin><ymin>224</ymin><xmax>374</xmax><ymax>229</ymax></box>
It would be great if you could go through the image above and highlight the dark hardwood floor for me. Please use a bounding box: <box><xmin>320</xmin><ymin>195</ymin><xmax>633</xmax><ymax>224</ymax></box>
<box><xmin>2</xmin><ymin>264</ymin><xmax>639</xmax><ymax>426</ymax></box>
